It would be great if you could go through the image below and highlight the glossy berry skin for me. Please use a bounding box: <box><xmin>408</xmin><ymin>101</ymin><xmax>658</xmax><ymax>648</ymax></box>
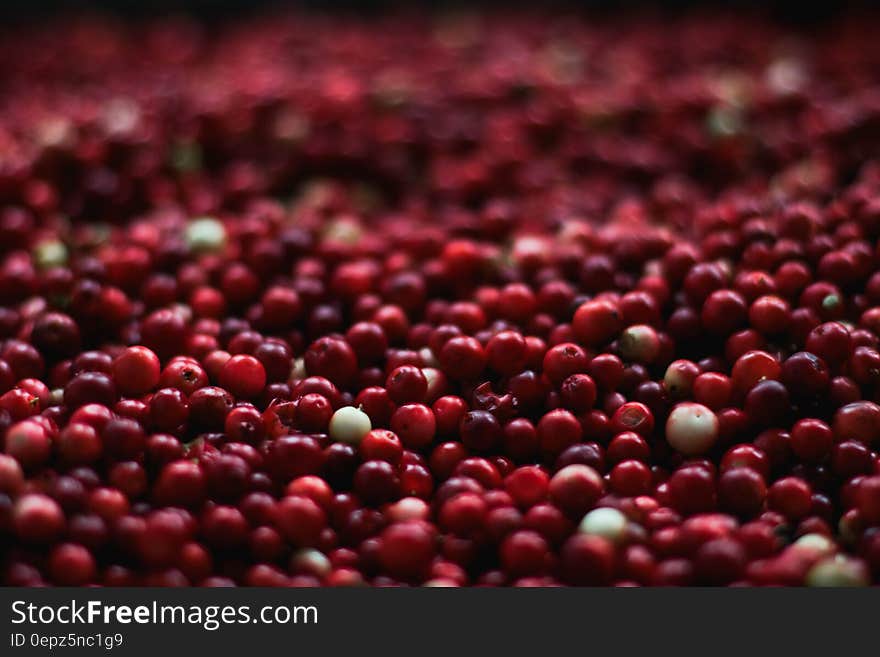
<box><xmin>611</xmin><ymin>402</ymin><xmax>655</xmax><ymax>437</ymax></box>
<box><xmin>805</xmin><ymin>322</ymin><xmax>852</xmax><ymax>367</ymax></box>
<box><xmin>543</xmin><ymin>343</ymin><xmax>589</xmax><ymax>385</ymax></box>
<box><xmin>781</xmin><ymin>352</ymin><xmax>829</xmax><ymax>399</ymax></box>
<box><xmin>219</xmin><ymin>355</ymin><xmax>266</xmax><ymax>399</ymax></box>
<box><xmin>857</xmin><ymin>477</ymin><xmax>880</xmax><ymax>525</ymax></box>
<box><xmin>385</xmin><ymin>365</ymin><xmax>427</xmax><ymax>405</ymax></box>
<box><xmin>505</xmin><ymin>466</ymin><xmax>549</xmax><ymax>510</ymax></box>
<box><xmin>536</xmin><ymin>409</ymin><xmax>582</xmax><ymax>457</ymax></box>
<box><xmin>731</xmin><ymin>350</ymin><xmax>781</xmax><ymax>395</ymax></box>
<box><xmin>304</xmin><ymin>337</ymin><xmax>358</xmax><ymax>388</ymax></box>
<box><xmin>439</xmin><ymin>337</ymin><xmax>487</xmax><ymax>381</ymax></box>
<box><xmin>833</xmin><ymin>402</ymin><xmax>880</xmax><ymax>445</ymax></box>
<box><xmin>548</xmin><ymin>465</ymin><xmax>604</xmax><ymax>517</ymax></box>
<box><xmin>459</xmin><ymin>410</ymin><xmax>502</xmax><ymax>452</ymax></box>
<box><xmin>354</xmin><ymin>460</ymin><xmax>400</xmax><ymax>506</ymax></box>
<box><xmin>57</xmin><ymin>422</ymin><xmax>102</xmax><ymax>465</ymax></box>
<box><xmin>666</xmin><ymin>403</ymin><xmax>719</xmax><ymax>456</ymax></box>
<box><xmin>790</xmin><ymin>419</ymin><xmax>833</xmax><ymax>462</ymax></box>
<box><xmin>572</xmin><ymin>300</ymin><xmax>623</xmax><ymax>348</ymax></box>
<box><xmin>667</xmin><ymin>466</ymin><xmax>716</xmax><ymax>516</ymax></box>
<box><xmin>4</xmin><ymin>420</ymin><xmax>51</xmax><ymax>470</ymax></box>
<box><xmin>112</xmin><ymin>346</ymin><xmax>161</xmax><ymax>396</ymax></box>
<box><xmin>663</xmin><ymin>360</ymin><xmax>700</xmax><ymax>399</ymax></box>
<box><xmin>274</xmin><ymin>495</ymin><xmax>326</xmax><ymax>547</ymax></box>
<box><xmin>379</xmin><ymin>521</ymin><xmax>436</xmax><ymax>580</ymax></box>
<box><xmin>13</xmin><ymin>494</ymin><xmax>65</xmax><ymax>543</ymax></box>
<box><xmin>487</xmin><ymin>331</ymin><xmax>528</xmax><ymax>376</ymax></box>
<box><xmin>48</xmin><ymin>543</ymin><xmax>96</xmax><ymax>586</ymax></box>
<box><xmin>768</xmin><ymin>477</ymin><xmax>812</xmax><ymax>520</ymax></box>
<box><xmin>559</xmin><ymin>373</ymin><xmax>597</xmax><ymax>413</ymax></box>
<box><xmin>618</xmin><ymin>325</ymin><xmax>661</xmax><ymax>364</ymax></box>
<box><xmin>560</xmin><ymin>534</ymin><xmax>615</xmax><ymax>585</ymax></box>
<box><xmin>610</xmin><ymin>460</ymin><xmax>653</xmax><ymax>496</ymax></box>
<box><xmin>329</xmin><ymin>406</ymin><xmax>372</xmax><ymax>445</ymax></box>
<box><xmin>3</xmin><ymin>15</ymin><xmax>880</xmax><ymax>589</ymax></box>
<box><xmin>391</xmin><ymin>404</ymin><xmax>436</xmax><ymax>449</ymax></box>
<box><xmin>718</xmin><ymin>468</ymin><xmax>766</xmax><ymax>518</ymax></box>
<box><xmin>501</xmin><ymin>530</ymin><xmax>550</xmax><ymax>576</ymax></box>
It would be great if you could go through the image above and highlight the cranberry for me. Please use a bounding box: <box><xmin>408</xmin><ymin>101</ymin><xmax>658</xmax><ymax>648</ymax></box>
<box><xmin>542</xmin><ymin>343</ymin><xmax>589</xmax><ymax>385</ymax></box>
<box><xmin>304</xmin><ymin>337</ymin><xmax>358</xmax><ymax>388</ymax></box>
<box><xmin>692</xmin><ymin>372</ymin><xmax>732</xmax><ymax>410</ymax></box>
<box><xmin>13</xmin><ymin>493</ymin><xmax>65</xmax><ymax>543</ymax></box>
<box><xmin>112</xmin><ymin>346</ymin><xmax>160</xmax><ymax>397</ymax></box>
<box><xmin>269</xmin><ymin>435</ymin><xmax>324</xmax><ymax>480</ymax></box>
<box><xmin>48</xmin><ymin>543</ymin><xmax>96</xmax><ymax>585</ymax></box>
<box><xmin>559</xmin><ymin>373</ymin><xmax>597</xmax><ymax>413</ymax></box>
<box><xmin>833</xmin><ymin>402</ymin><xmax>880</xmax><ymax>445</ymax></box>
<box><xmin>355</xmin><ymin>386</ymin><xmax>395</xmax><ymax>427</ymax></box>
<box><xmin>153</xmin><ymin>461</ymin><xmax>206</xmax><ymax>508</ymax></box>
<box><xmin>790</xmin><ymin>419</ymin><xmax>834</xmax><ymax>462</ymax></box>
<box><xmin>666</xmin><ymin>403</ymin><xmax>719</xmax><ymax>455</ymax></box>
<box><xmin>64</xmin><ymin>371</ymin><xmax>116</xmax><ymax>409</ymax></box>
<box><xmin>219</xmin><ymin>354</ymin><xmax>266</xmax><ymax>399</ymax></box>
<box><xmin>618</xmin><ymin>324</ymin><xmax>661</xmax><ymax>364</ymax></box>
<box><xmin>4</xmin><ymin>419</ymin><xmax>51</xmax><ymax>470</ymax></box>
<box><xmin>379</xmin><ymin>521</ymin><xmax>436</xmax><ymax>580</ymax></box>
<box><xmin>0</xmin><ymin>454</ymin><xmax>24</xmax><ymax>494</ymax></box>
<box><xmin>548</xmin><ymin>465</ymin><xmax>604</xmax><ymax>517</ymax></box>
<box><xmin>458</xmin><ymin>410</ymin><xmax>502</xmax><ymax>452</ymax></box>
<box><xmin>768</xmin><ymin>477</ymin><xmax>812</xmax><ymax>520</ymax></box>
<box><xmin>391</xmin><ymin>403</ymin><xmax>436</xmax><ymax>449</ymax></box>
<box><xmin>360</xmin><ymin>429</ymin><xmax>403</xmax><ymax>466</ymax></box>
<box><xmin>610</xmin><ymin>460</ymin><xmax>653</xmax><ymax>496</ymax></box>
<box><xmin>744</xmin><ymin>380</ymin><xmax>791</xmax><ymax>428</ymax></box>
<box><xmin>718</xmin><ymin>468</ymin><xmax>766</xmax><ymax>518</ymax></box>
<box><xmin>749</xmin><ymin>295</ymin><xmax>792</xmax><ymax>335</ymax></box>
<box><xmin>385</xmin><ymin>365</ymin><xmax>427</xmax><ymax>405</ymax></box>
<box><xmin>806</xmin><ymin>322</ymin><xmax>852</xmax><ymax>367</ymax></box>
<box><xmin>354</xmin><ymin>460</ymin><xmax>400</xmax><ymax>506</ymax></box>
<box><xmin>781</xmin><ymin>351</ymin><xmax>830</xmax><ymax>398</ymax></box>
<box><xmin>607</xmin><ymin>431</ymin><xmax>650</xmax><ymax>464</ymax></box>
<box><xmin>501</xmin><ymin>530</ymin><xmax>549</xmax><ymax>576</ymax></box>
<box><xmin>439</xmin><ymin>336</ymin><xmax>487</xmax><ymax>381</ymax></box>
<box><xmin>560</xmin><ymin>534</ymin><xmax>615</xmax><ymax>585</ymax></box>
<box><xmin>537</xmin><ymin>408</ymin><xmax>582</xmax><ymax>456</ymax></box>
<box><xmin>505</xmin><ymin>466</ymin><xmax>549</xmax><ymax>509</ymax></box>
<box><xmin>667</xmin><ymin>466</ymin><xmax>716</xmax><ymax>515</ymax></box>
<box><xmin>702</xmin><ymin>289</ymin><xmax>748</xmax><ymax>335</ymax></box>
<box><xmin>731</xmin><ymin>350</ymin><xmax>781</xmax><ymax>394</ymax></box>
<box><xmin>297</xmin><ymin>394</ymin><xmax>334</xmax><ymax>432</ymax></box>
<box><xmin>572</xmin><ymin>299</ymin><xmax>623</xmax><ymax>347</ymax></box>
<box><xmin>188</xmin><ymin>386</ymin><xmax>233</xmax><ymax>432</ymax></box>
<box><xmin>2</xmin><ymin>13</ymin><xmax>880</xmax><ymax>587</ymax></box>
<box><xmin>611</xmin><ymin>402</ymin><xmax>655</xmax><ymax>437</ymax></box>
<box><xmin>487</xmin><ymin>331</ymin><xmax>528</xmax><ymax>375</ymax></box>
<box><xmin>432</xmin><ymin>395</ymin><xmax>467</xmax><ymax>437</ymax></box>
<box><xmin>274</xmin><ymin>495</ymin><xmax>326</xmax><ymax>547</ymax></box>
<box><xmin>695</xmin><ymin>538</ymin><xmax>747</xmax><ymax>585</ymax></box>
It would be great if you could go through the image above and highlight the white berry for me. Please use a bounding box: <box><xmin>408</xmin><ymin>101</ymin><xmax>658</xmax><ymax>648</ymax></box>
<box><xmin>792</xmin><ymin>533</ymin><xmax>836</xmax><ymax>555</ymax></box>
<box><xmin>578</xmin><ymin>507</ymin><xmax>628</xmax><ymax>543</ymax></box>
<box><xmin>185</xmin><ymin>217</ymin><xmax>227</xmax><ymax>253</ymax></box>
<box><xmin>666</xmin><ymin>402</ymin><xmax>719</xmax><ymax>455</ymax></box>
<box><xmin>806</xmin><ymin>555</ymin><xmax>869</xmax><ymax>587</ymax></box>
<box><xmin>329</xmin><ymin>406</ymin><xmax>372</xmax><ymax>444</ymax></box>
<box><xmin>290</xmin><ymin>548</ymin><xmax>331</xmax><ymax>577</ymax></box>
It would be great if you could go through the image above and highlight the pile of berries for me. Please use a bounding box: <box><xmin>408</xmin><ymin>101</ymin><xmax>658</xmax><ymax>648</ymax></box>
<box><xmin>3</xmin><ymin>10</ymin><xmax>880</xmax><ymax>586</ymax></box>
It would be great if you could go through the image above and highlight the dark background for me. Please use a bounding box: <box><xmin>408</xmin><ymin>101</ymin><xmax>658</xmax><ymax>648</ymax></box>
<box><xmin>0</xmin><ymin>0</ymin><xmax>872</xmax><ymax>22</ymax></box>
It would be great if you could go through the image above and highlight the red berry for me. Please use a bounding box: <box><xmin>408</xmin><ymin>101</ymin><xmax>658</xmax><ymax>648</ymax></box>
<box><xmin>112</xmin><ymin>346</ymin><xmax>161</xmax><ymax>396</ymax></box>
<box><xmin>274</xmin><ymin>496</ymin><xmax>326</xmax><ymax>547</ymax></box>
